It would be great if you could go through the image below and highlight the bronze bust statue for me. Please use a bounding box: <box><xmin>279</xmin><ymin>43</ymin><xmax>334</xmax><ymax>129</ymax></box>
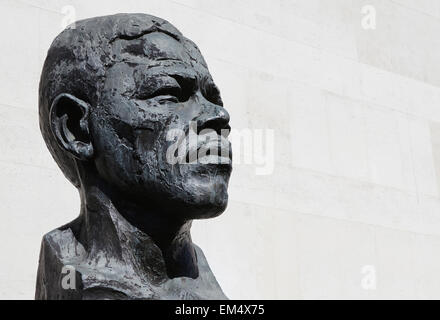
<box><xmin>36</xmin><ymin>13</ymin><xmax>232</xmax><ymax>300</ymax></box>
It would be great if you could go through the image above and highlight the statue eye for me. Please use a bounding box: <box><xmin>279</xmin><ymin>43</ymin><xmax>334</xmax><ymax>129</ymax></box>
<box><xmin>149</xmin><ymin>86</ymin><xmax>182</xmax><ymax>103</ymax></box>
<box><xmin>158</xmin><ymin>95</ymin><xmax>179</xmax><ymax>103</ymax></box>
<box><xmin>137</xmin><ymin>76</ymin><xmax>196</xmax><ymax>103</ymax></box>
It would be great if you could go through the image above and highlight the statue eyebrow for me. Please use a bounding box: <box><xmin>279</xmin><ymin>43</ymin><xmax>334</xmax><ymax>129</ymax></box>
<box><xmin>144</xmin><ymin>65</ymin><xmax>198</xmax><ymax>89</ymax></box>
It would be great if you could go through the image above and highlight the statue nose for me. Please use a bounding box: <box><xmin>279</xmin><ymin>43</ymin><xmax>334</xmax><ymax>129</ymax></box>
<box><xmin>195</xmin><ymin>100</ymin><xmax>230</xmax><ymax>136</ymax></box>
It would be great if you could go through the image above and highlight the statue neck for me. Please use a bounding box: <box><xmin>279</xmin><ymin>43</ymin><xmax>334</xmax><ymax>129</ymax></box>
<box><xmin>76</xmin><ymin>172</ymin><xmax>199</xmax><ymax>280</ymax></box>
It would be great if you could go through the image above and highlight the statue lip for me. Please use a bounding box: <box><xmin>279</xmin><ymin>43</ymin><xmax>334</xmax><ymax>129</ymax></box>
<box><xmin>183</xmin><ymin>134</ymin><xmax>232</xmax><ymax>165</ymax></box>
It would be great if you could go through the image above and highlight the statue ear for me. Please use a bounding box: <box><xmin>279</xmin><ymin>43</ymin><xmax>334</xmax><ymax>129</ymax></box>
<box><xmin>50</xmin><ymin>93</ymin><xmax>94</xmax><ymax>160</ymax></box>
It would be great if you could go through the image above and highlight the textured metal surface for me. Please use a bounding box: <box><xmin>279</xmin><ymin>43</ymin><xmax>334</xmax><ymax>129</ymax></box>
<box><xmin>35</xmin><ymin>13</ymin><xmax>231</xmax><ymax>300</ymax></box>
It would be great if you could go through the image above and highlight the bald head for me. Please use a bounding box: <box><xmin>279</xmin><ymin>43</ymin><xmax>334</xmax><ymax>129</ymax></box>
<box><xmin>39</xmin><ymin>13</ymin><xmax>209</xmax><ymax>187</ymax></box>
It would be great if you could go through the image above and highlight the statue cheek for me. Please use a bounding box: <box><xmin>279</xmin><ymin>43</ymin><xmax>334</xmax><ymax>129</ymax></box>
<box><xmin>134</xmin><ymin>128</ymin><xmax>156</xmax><ymax>154</ymax></box>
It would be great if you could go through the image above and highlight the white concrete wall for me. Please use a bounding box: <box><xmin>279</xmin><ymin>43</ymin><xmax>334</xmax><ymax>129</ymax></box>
<box><xmin>1</xmin><ymin>0</ymin><xmax>440</xmax><ymax>299</ymax></box>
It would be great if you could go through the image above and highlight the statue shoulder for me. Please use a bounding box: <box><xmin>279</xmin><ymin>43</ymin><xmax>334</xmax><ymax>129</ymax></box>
<box><xmin>41</xmin><ymin>226</ymin><xmax>86</xmax><ymax>262</ymax></box>
<box><xmin>35</xmin><ymin>226</ymin><xmax>86</xmax><ymax>300</ymax></box>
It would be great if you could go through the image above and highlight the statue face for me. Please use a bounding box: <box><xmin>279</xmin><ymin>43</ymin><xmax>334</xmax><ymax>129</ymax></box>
<box><xmin>89</xmin><ymin>32</ymin><xmax>232</xmax><ymax>219</ymax></box>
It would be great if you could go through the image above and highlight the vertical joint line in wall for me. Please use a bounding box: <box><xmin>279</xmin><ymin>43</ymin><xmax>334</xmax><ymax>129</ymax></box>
<box><xmin>407</xmin><ymin>118</ymin><xmax>420</xmax><ymax>203</ymax></box>
<box><xmin>361</xmin><ymin>102</ymin><xmax>371</xmax><ymax>183</ymax></box>
<box><xmin>323</xmin><ymin>92</ymin><xmax>333</xmax><ymax>174</ymax></box>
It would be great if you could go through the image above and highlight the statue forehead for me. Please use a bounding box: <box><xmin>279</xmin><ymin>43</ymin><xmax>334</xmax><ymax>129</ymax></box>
<box><xmin>105</xmin><ymin>31</ymin><xmax>210</xmax><ymax>81</ymax></box>
<box><xmin>51</xmin><ymin>14</ymin><xmax>208</xmax><ymax>75</ymax></box>
<box><xmin>111</xmin><ymin>32</ymin><xmax>193</xmax><ymax>63</ymax></box>
<box><xmin>103</xmin><ymin>32</ymin><xmax>212</xmax><ymax>89</ymax></box>
<box><xmin>53</xmin><ymin>14</ymin><xmax>213</xmax><ymax>104</ymax></box>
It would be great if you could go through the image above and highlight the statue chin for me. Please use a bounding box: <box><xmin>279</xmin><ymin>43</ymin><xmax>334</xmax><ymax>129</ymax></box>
<box><xmin>35</xmin><ymin>13</ymin><xmax>232</xmax><ymax>300</ymax></box>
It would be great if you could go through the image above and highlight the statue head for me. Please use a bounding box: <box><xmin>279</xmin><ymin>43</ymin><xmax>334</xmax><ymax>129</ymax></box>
<box><xmin>39</xmin><ymin>14</ymin><xmax>232</xmax><ymax>221</ymax></box>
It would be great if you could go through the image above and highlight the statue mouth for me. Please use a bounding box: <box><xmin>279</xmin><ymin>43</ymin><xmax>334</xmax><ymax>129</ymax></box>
<box><xmin>183</xmin><ymin>134</ymin><xmax>232</xmax><ymax>166</ymax></box>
